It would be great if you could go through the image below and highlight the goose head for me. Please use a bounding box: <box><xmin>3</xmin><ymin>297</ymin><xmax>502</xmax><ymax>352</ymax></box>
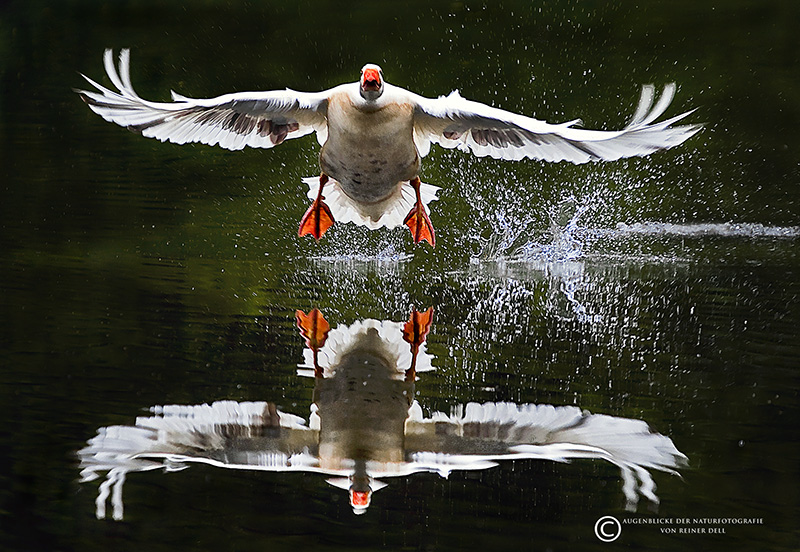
<box><xmin>359</xmin><ymin>63</ymin><xmax>384</xmax><ymax>101</ymax></box>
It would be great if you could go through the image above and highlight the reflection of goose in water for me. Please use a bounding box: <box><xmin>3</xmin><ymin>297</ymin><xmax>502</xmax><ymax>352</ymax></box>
<box><xmin>79</xmin><ymin>308</ymin><xmax>686</xmax><ymax>518</ymax></box>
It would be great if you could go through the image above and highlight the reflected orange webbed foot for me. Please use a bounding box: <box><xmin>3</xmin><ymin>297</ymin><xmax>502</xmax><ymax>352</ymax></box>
<box><xmin>403</xmin><ymin>307</ymin><xmax>434</xmax><ymax>382</ymax></box>
<box><xmin>403</xmin><ymin>307</ymin><xmax>434</xmax><ymax>348</ymax></box>
<box><xmin>295</xmin><ymin>308</ymin><xmax>330</xmax><ymax>378</ymax></box>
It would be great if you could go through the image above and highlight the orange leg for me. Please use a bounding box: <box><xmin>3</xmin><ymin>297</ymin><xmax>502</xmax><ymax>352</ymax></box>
<box><xmin>403</xmin><ymin>176</ymin><xmax>436</xmax><ymax>247</ymax></box>
<box><xmin>298</xmin><ymin>174</ymin><xmax>334</xmax><ymax>241</ymax></box>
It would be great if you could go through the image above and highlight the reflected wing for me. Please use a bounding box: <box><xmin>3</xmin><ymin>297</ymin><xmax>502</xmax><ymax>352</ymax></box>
<box><xmin>79</xmin><ymin>401</ymin><xmax>319</xmax><ymax>480</ymax></box>
<box><xmin>412</xmin><ymin>85</ymin><xmax>701</xmax><ymax>162</ymax></box>
<box><xmin>78</xmin><ymin>400</ymin><xmax>321</xmax><ymax>519</ymax></box>
<box><xmin>76</xmin><ymin>49</ymin><xmax>330</xmax><ymax>150</ymax></box>
<box><xmin>405</xmin><ymin>402</ymin><xmax>687</xmax><ymax>509</ymax></box>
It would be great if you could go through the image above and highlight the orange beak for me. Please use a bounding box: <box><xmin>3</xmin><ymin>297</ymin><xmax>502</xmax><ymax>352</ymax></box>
<box><xmin>361</xmin><ymin>68</ymin><xmax>381</xmax><ymax>90</ymax></box>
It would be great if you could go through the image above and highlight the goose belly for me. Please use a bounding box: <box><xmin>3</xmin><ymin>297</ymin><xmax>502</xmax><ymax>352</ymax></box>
<box><xmin>320</xmin><ymin>97</ymin><xmax>420</xmax><ymax>204</ymax></box>
<box><xmin>320</xmin><ymin>144</ymin><xmax>418</xmax><ymax>203</ymax></box>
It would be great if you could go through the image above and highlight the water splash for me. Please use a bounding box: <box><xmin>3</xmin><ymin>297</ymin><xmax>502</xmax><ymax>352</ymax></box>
<box><xmin>462</xmin><ymin>194</ymin><xmax>600</xmax><ymax>321</ymax></box>
<box><xmin>474</xmin><ymin>190</ymin><xmax>800</xmax><ymax>267</ymax></box>
<box><xmin>612</xmin><ymin>222</ymin><xmax>800</xmax><ymax>238</ymax></box>
<box><xmin>311</xmin><ymin>242</ymin><xmax>414</xmax><ymax>264</ymax></box>
<box><xmin>472</xmin><ymin>194</ymin><xmax>601</xmax><ymax>264</ymax></box>
<box><xmin>512</xmin><ymin>196</ymin><xmax>597</xmax><ymax>263</ymax></box>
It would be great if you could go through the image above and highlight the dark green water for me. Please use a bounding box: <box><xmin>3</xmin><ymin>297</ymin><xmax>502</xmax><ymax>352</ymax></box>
<box><xmin>1</xmin><ymin>1</ymin><xmax>798</xmax><ymax>551</ymax></box>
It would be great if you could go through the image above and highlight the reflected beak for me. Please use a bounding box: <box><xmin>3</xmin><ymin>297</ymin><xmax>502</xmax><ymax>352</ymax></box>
<box><xmin>350</xmin><ymin>489</ymin><xmax>371</xmax><ymax>514</ymax></box>
<box><xmin>351</xmin><ymin>490</ymin><xmax>370</xmax><ymax>507</ymax></box>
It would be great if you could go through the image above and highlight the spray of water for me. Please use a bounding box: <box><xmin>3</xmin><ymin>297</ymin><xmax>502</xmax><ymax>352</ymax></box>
<box><xmin>470</xmin><ymin>192</ymin><xmax>603</xmax><ymax>264</ymax></box>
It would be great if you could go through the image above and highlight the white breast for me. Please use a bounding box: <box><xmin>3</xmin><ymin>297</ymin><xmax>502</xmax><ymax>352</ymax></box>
<box><xmin>320</xmin><ymin>86</ymin><xmax>420</xmax><ymax>204</ymax></box>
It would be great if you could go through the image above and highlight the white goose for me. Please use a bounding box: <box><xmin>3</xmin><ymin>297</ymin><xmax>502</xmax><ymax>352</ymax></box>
<box><xmin>77</xmin><ymin>49</ymin><xmax>701</xmax><ymax>247</ymax></box>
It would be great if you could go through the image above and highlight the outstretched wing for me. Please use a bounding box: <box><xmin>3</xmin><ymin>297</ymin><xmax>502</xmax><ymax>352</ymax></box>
<box><xmin>76</xmin><ymin>49</ymin><xmax>330</xmax><ymax>150</ymax></box>
<box><xmin>412</xmin><ymin>84</ymin><xmax>701</xmax><ymax>162</ymax></box>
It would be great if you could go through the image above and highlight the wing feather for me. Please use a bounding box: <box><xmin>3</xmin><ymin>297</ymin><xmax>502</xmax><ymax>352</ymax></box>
<box><xmin>413</xmin><ymin>84</ymin><xmax>701</xmax><ymax>163</ymax></box>
<box><xmin>76</xmin><ymin>49</ymin><xmax>330</xmax><ymax>151</ymax></box>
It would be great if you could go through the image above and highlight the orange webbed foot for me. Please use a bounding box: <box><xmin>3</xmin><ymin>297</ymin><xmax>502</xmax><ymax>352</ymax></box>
<box><xmin>403</xmin><ymin>204</ymin><xmax>436</xmax><ymax>247</ymax></box>
<box><xmin>404</xmin><ymin>177</ymin><xmax>436</xmax><ymax>247</ymax></box>
<box><xmin>298</xmin><ymin>199</ymin><xmax>334</xmax><ymax>241</ymax></box>
<box><xmin>299</xmin><ymin>174</ymin><xmax>334</xmax><ymax>241</ymax></box>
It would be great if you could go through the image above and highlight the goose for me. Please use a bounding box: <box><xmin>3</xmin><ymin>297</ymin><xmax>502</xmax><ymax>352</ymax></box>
<box><xmin>76</xmin><ymin>49</ymin><xmax>701</xmax><ymax>247</ymax></box>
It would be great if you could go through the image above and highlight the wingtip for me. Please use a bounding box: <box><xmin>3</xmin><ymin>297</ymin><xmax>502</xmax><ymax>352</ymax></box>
<box><xmin>73</xmin><ymin>71</ymin><xmax>91</xmax><ymax>97</ymax></box>
<box><xmin>660</xmin><ymin>82</ymin><xmax>677</xmax><ymax>103</ymax></box>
